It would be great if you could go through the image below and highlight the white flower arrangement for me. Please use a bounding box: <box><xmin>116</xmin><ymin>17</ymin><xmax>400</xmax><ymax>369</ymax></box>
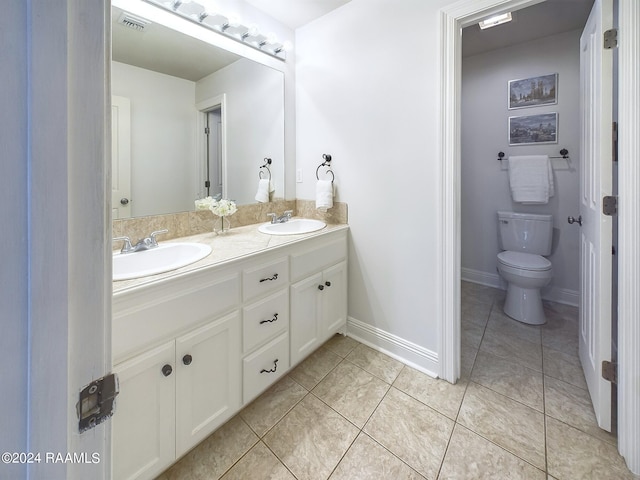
<box><xmin>210</xmin><ymin>198</ymin><xmax>237</xmax><ymax>217</ymax></box>
<box><xmin>194</xmin><ymin>197</ymin><xmax>237</xmax><ymax>217</ymax></box>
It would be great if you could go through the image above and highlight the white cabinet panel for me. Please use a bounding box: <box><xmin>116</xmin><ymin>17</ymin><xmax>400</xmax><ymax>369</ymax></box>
<box><xmin>112</xmin><ymin>342</ymin><xmax>175</xmax><ymax>480</ymax></box>
<box><xmin>290</xmin><ymin>273</ymin><xmax>323</xmax><ymax>365</ymax></box>
<box><xmin>322</xmin><ymin>262</ymin><xmax>348</xmax><ymax>335</ymax></box>
<box><xmin>243</xmin><ymin>332</ymin><xmax>289</xmax><ymax>403</ymax></box>
<box><xmin>242</xmin><ymin>256</ymin><xmax>289</xmax><ymax>301</ymax></box>
<box><xmin>175</xmin><ymin>311</ymin><xmax>241</xmax><ymax>457</ymax></box>
<box><xmin>243</xmin><ymin>289</ymin><xmax>289</xmax><ymax>353</ymax></box>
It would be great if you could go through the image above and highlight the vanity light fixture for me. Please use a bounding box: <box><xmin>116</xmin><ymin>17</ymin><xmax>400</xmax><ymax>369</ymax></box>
<box><xmin>478</xmin><ymin>12</ymin><xmax>512</xmax><ymax>30</ymax></box>
<box><xmin>144</xmin><ymin>0</ymin><xmax>289</xmax><ymax>60</ymax></box>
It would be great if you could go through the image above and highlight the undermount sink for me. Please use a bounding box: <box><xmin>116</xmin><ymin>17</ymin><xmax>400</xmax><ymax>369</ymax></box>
<box><xmin>113</xmin><ymin>242</ymin><xmax>212</xmax><ymax>281</ymax></box>
<box><xmin>258</xmin><ymin>218</ymin><xmax>326</xmax><ymax>236</ymax></box>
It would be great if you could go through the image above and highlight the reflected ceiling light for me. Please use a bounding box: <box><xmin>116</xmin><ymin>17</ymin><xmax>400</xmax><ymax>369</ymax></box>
<box><xmin>478</xmin><ymin>12</ymin><xmax>512</xmax><ymax>30</ymax></box>
<box><xmin>144</xmin><ymin>0</ymin><xmax>288</xmax><ymax>60</ymax></box>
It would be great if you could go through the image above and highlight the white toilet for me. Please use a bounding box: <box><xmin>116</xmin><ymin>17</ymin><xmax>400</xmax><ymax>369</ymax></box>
<box><xmin>497</xmin><ymin>211</ymin><xmax>553</xmax><ymax>325</ymax></box>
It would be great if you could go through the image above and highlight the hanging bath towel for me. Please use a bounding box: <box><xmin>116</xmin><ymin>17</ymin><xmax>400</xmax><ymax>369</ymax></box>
<box><xmin>508</xmin><ymin>155</ymin><xmax>554</xmax><ymax>204</ymax></box>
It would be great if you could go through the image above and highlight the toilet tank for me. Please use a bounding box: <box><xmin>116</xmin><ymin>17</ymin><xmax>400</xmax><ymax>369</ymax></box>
<box><xmin>498</xmin><ymin>211</ymin><xmax>553</xmax><ymax>255</ymax></box>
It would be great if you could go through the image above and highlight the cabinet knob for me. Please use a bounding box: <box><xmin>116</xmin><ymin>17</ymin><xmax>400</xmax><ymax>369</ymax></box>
<box><xmin>182</xmin><ymin>354</ymin><xmax>193</xmax><ymax>366</ymax></box>
<box><xmin>325</xmin><ymin>281</ymin><xmax>331</xmax><ymax>287</ymax></box>
<box><xmin>318</xmin><ymin>284</ymin><xmax>324</xmax><ymax>291</ymax></box>
<box><xmin>162</xmin><ymin>364</ymin><xmax>173</xmax><ymax>377</ymax></box>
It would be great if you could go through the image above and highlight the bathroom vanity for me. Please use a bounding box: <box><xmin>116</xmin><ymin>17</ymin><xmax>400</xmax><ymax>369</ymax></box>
<box><xmin>111</xmin><ymin>223</ymin><xmax>348</xmax><ymax>480</ymax></box>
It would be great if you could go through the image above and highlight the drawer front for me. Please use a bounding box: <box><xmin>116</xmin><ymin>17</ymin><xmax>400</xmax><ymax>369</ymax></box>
<box><xmin>243</xmin><ymin>289</ymin><xmax>289</xmax><ymax>354</ymax></box>
<box><xmin>243</xmin><ymin>333</ymin><xmax>289</xmax><ymax>403</ymax></box>
<box><xmin>290</xmin><ymin>237</ymin><xmax>347</xmax><ymax>281</ymax></box>
<box><xmin>243</xmin><ymin>257</ymin><xmax>289</xmax><ymax>301</ymax></box>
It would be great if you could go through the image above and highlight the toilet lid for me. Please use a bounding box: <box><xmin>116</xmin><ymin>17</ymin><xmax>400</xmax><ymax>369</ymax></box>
<box><xmin>498</xmin><ymin>251</ymin><xmax>552</xmax><ymax>271</ymax></box>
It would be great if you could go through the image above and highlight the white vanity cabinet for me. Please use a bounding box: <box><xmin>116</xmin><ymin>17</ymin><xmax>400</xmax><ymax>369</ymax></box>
<box><xmin>290</xmin><ymin>237</ymin><xmax>348</xmax><ymax>365</ymax></box>
<box><xmin>112</xmin><ymin>226</ymin><xmax>348</xmax><ymax>480</ymax></box>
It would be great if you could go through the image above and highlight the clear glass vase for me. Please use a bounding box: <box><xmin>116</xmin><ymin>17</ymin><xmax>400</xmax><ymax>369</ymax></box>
<box><xmin>213</xmin><ymin>215</ymin><xmax>231</xmax><ymax>235</ymax></box>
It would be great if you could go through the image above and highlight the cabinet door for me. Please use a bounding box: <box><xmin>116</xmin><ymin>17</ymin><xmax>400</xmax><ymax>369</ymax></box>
<box><xmin>322</xmin><ymin>261</ymin><xmax>348</xmax><ymax>338</ymax></box>
<box><xmin>290</xmin><ymin>272</ymin><xmax>322</xmax><ymax>365</ymax></box>
<box><xmin>112</xmin><ymin>341</ymin><xmax>175</xmax><ymax>480</ymax></box>
<box><xmin>175</xmin><ymin>311</ymin><xmax>241</xmax><ymax>457</ymax></box>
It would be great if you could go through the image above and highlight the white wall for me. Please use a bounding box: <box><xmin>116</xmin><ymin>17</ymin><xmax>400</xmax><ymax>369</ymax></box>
<box><xmin>461</xmin><ymin>29</ymin><xmax>582</xmax><ymax>304</ymax></box>
<box><xmin>296</xmin><ymin>0</ymin><xmax>454</xmax><ymax>373</ymax></box>
<box><xmin>112</xmin><ymin>61</ymin><xmax>197</xmax><ymax>217</ymax></box>
<box><xmin>196</xmin><ymin>59</ymin><xmax>285</xmax><ymax>204</ymax></box>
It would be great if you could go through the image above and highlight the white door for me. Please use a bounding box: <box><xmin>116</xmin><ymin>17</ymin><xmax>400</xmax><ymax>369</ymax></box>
<box><xmin>112</xmin><ymin>96</ymin><xmax>132</xmax><ymax>219</ymax></box>
<box><xmin>578</xmin><ymin>0</ymin><xmax>614</xmax><ymax>431</ymax></box>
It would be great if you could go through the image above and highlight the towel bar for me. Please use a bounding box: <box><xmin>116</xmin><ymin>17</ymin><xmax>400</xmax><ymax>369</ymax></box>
<box><xmin>498</xmin><ymin>148</ymin><xmax>569</xmax><ymax>161</ymax></box>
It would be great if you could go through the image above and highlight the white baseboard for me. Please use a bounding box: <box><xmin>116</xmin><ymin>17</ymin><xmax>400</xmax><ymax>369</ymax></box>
<box><xmin>346</xmin><ymin>316</ymin><xmax>439</xmax><ymax>378</ymax></box>
<box><xmin>461</xmin><ymin>267</ymin><xmax>579</xmax><ymax>307</ymax></box>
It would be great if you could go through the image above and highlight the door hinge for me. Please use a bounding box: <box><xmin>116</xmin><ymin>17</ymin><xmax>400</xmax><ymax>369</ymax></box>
<box><xmin>204</xmin><ymin>126</ymin><xmax>210</xmax><ymax>135</ymax></box>
<box><xmin>204</xmin><ymin>180</ymin><xmax>211</xmax><ymax>188</ymax></box>
<box><xmin>612</xmin><ymin>122</ymin><xmax>618</xmax><ymax>162</ymax></box>
<box><xmin>612</xmin><ymin>245</ymin><xmax>617</xmax><ymax>255</ymax></box>
<box><xmin>603</xmin><ymin>196</ymin><xmax>617</xmax><ymax>216</ymax></box>
<box><xmin>602</xmin><ymin>360</ymin><xmax>618</xmax><ymax>384</ymax></box>
<box><xmin>77</xmin><ymin>373</ymin><xmax>119</xmax><ymax>433</ymax></box>
<box><xmin>604</xmin><ymin>29</ymin><xmax>618</xmax><ymax>49</ymax></box>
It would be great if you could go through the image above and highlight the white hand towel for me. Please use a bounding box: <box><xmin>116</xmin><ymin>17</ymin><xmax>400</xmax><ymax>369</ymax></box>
<box><xmin>255</xmin><ymin>178</ymin><xmax>270</xmax><ymax>203</ymax></box>
<box><xmin>316</xmin><ymin>180</ymin><xmax>333</xmax><ymax>212</ymax></box>
<box><xmin>508</xmin><ymin>155</ymin><xmax>554</xmax><ymax>204</ymax></box>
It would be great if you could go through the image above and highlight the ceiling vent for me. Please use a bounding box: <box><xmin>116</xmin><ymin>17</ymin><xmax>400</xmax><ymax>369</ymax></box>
<box><xmin>117</xmin><ymin>12</ymin><xmax>151</xmax><ymax>32</ymax></box>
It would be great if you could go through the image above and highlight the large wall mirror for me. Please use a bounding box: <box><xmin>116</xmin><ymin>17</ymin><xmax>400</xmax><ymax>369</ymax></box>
<box><xmin>111</xmin><ymin>5</ymin><xmax>285</xmax><ymax>219</ymax></box>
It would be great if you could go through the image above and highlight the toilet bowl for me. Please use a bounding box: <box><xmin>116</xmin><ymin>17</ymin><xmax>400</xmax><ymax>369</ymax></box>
<box><xmin>497</xmin><ymin>251</ymin><xmax>552</xmax><ymax>325</ymax></box>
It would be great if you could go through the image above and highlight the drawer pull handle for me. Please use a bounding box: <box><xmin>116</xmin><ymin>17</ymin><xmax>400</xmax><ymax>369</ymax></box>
<box><xmin>162</xmin><ymin>364</ymin><xmax>173</xmax><ymax>377</ymax></box>
<box><xmin>182</xmin><ymin>354</ymin><xmax>193</xmax><ymax>366</ymax></box>
<box><xmin>259</xmin><ymin>313</ymin><xmax>278</xmax><ymax>324</ymax></box>
<box><xmin>260</xmin><ymin>359</ymin><xmax>279</xmax><ymax>374</ymax></box>
<box><xmin>259</xmin><ymin>273</ymin><xmax>279</xmax><ymax>283</ymax></box>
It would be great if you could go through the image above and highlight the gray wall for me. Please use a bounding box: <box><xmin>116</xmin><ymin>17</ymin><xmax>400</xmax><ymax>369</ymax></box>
<box><xmin>461</xmin><ymin>29</ymin><xmax>582</xmax><ymax>305</ymax></box>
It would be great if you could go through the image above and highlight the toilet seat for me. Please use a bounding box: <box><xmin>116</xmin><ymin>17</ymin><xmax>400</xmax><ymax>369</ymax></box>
<box><xmin>497</xmin><ymin>251</ymin><xmax>552</xmax><ymax>271</ymax></box>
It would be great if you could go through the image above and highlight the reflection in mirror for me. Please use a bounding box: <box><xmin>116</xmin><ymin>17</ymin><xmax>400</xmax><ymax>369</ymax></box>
<box><xmin>111</xmin><ymin>6</ymin><xmax>285</xmax><ymax>219</ymax></box>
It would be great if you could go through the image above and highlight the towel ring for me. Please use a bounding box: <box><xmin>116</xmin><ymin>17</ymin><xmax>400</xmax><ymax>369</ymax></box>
<box><xmin>259</xmin><ymin>158</ymin><xmax>272</xmax><ymax>180</ymax></box>
<box><xmin>315</xmin><ymin>154</ymin><xmax>334</xmax><ymax>182</ymax></box>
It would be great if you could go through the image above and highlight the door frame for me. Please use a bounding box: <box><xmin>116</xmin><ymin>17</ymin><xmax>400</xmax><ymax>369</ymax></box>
<box><xmin>196</xmin><ymin>94</ymin><xmax>228</xmax><ymax>200</ymax></box>
<box><xmin>437</xmin><ymin>0</ymin><xmax>640</xmax><ymax>473</ymax></box>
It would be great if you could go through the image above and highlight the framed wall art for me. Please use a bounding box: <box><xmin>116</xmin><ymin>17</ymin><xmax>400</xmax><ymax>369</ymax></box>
<box><xmin>508</xmin><ymin>112</ymin><xmax>558</xmax><ymax>145</ymax></box>
<box><xmin>508</xmin><ymin>73</ymin><xmax>558</xmax><ymax>109</ymax></box>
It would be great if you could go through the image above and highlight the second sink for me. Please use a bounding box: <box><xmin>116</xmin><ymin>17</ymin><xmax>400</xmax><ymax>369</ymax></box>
<box><xmin>258</xmin><ymin>219</ymin><xmax>326</xmax><ymax>236</ymax></box>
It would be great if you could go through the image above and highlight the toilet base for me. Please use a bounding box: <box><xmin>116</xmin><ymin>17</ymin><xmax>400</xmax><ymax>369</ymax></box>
<box><xmin>503</xmin><ymin>284</ymin><xmax>547</xmax><ymax>325</ymax></box>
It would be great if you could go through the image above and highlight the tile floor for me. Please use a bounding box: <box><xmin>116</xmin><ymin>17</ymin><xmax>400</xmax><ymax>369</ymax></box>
<box><xmin>157</xmin><ymin>282</ymin><xmax>634</xmax><ymax>480</ymax></box>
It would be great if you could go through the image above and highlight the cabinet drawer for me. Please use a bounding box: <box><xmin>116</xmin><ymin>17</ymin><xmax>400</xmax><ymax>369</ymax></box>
<box><xmin>243</xmin><ymin>289</ymin><xmax>289</xmax><ymax>353</ymax></box>
<box><xmin>243</xmin><ymin>333</ymin><xmax>289</xmax><ymax>403</ymax></box>
<box><xmin>243</xmin><ymin>257</ymin><xmax>289</xmax><ymax>301</ymax></box>
<box><xmin>290</xmin><ymin>237</ymin><xmax>347</xmax><ymax>281</ymax></box>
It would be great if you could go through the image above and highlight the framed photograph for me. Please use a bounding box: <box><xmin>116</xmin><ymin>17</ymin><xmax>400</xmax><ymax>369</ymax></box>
<box><xmin>509</xmin><ymin>112</ymin><xmax>558</xmax><ymax>145</ymax></box>
<box><xmin>508</xmin><ymin>73</ymin><xmax>558</xmax><ymax>109</ymax></box>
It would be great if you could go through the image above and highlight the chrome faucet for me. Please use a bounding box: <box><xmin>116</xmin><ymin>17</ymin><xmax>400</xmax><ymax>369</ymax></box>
<box><xmin>113</xmin><ymin>229</ymin><xmax>168</xmax><ymax>254</ymax></box>
<box><xmin>266</xmin><ymin>210</ymin><xmax>293</xmax><ymax>224</ymax></box>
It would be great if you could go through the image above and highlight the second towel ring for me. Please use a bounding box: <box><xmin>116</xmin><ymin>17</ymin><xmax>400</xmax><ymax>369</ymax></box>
<box><xmin>316</xmin><ymin>154</ymin><xmax>334</xmax><ymax>182</ymax></box>
<box><xmin>259</xmin><ymin>158</ymin><xmax>272</xmax><ymax>180</ymax></box>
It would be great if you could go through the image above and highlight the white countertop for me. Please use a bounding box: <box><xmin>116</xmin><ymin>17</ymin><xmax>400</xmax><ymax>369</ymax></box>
<box><xmin>113</xmin><ymin>220</ymin><xmax>349</xmax><ymax>294</ymax></box>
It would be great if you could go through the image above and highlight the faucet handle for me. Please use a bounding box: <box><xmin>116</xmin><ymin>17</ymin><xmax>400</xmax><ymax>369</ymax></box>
<box><xmin>113</xmin><ymin>236</ymin><xmax>133</xmax><ymax>254</ymax></box>
<box><xmin>149</xmin><ymin>229</ymin><xmax>169</xmax><ymax>247</ymax></box>
<box><xmin>266</xmin><ymin>213</ymin><xmax>277</xmax><ymax>223</ymax></box>
<box><xmin>283</xmin><ymin>210</ymin><xmax>293</xmax><ymax>216</ymax></box>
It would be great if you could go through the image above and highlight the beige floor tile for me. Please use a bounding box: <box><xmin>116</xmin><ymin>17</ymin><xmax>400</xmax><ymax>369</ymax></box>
<box><xmin>363</xmin><ymin>387</ymin><xmax>454</xmax><ymax>479</ymax></box>
<box><xmin>312</xmin><ymin>360</ymin><xmax>389</xmax><ymax>427</ymax></box>
<box><xmin>240</xmin><ymin>376</ymin><xmax>308</xmax><ymax>437</ymax></box>
<box><xmin>471</xmin><ymin>350</ymin><xmax>544</xmax><ymax>412</ymax></box>
<box><xmin>220</xmin><ymin>442</ymin><xmax>295</xmax><ymax>480</ymax></box>
<box><xmin>544</xmin><ymin>375</ymin><xmax>617</xmax><ymax>446</ymax></box>
<box><xmin>479</xmin><ymin>329</ymin><xmax>542</xmax><ymax>372</ymax></box>
<box><xmin>486</xmin><ymin>308</ymin><xmax>542</xmax><ymax>344</ymax></box>
<box><xmin>543</xmin><ymin>347</ymin><xmax>587</xmax><ymax>390</ymax></box>
<box><xmin>461</xmin><ymin>298</ymin><xmax>492</xmax><ymax>328</ymax></box>
<box><xmin>461</xmin><ymin>342</ymin><xmax>478</xmax><ymax>378</ymax></box>
<box><xmin>158</xmin><ymin>416</ymin><xmax>258</xmax><ymax>480</ymax></box>
<box><xmin>329</xmin><ymin>433</ymin><xmax>425</xmax><ymax>480</ymax></box>
<box><xmin>458</xmin><ymin>382</ymin><xmax>545</xmax><ymax>469</ymax></box>
<box><xmin>461</xmin><ymin>282</ymin><xmax>501</xmax><ymax>305</ymax></box>
<box><xmin>543</xmin><ymin>301</ymin><xmax>579</xmax><ymax>321</ymax></box>
<box><xmin>546</xmin><ymin>416</ymin><xmax>634</xmax><ymax>479</ymax></box>
<box><xmin>263</xmin><ymin>394</ymin><xmax>359</xmax><ymax>480</ymax></box>
<box><xmin>345</xmin><ymin>344</ymin><xmax>404</xmax><ymax>384</ymax></box>
<box><xmin>541</xmin><ymin>315</ymin><xmax>579</xmax><ymax>356</ymax></box>
<box><xmin>323</xmin><ymin>333</ymin><xmax>359</xmax><ymax>358</ymax></box>
<box><xmin>289</xmin><ymin>346</ymin><xmax>342</xmax><ymax>390</ymax></box>
<box><xmin>461</xmin><ymin>321</ymin><xmax>485</xmax><ymax>350</ymax></box>
<box><xmin>438</xmin><ymin>424</ymin><xmax>545</xmax><ymax>479</ymax></box>
<box><xmin>393</xmin><ymin>366</ymin><xmax>467</xmax><ymax>420</ymax></box>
